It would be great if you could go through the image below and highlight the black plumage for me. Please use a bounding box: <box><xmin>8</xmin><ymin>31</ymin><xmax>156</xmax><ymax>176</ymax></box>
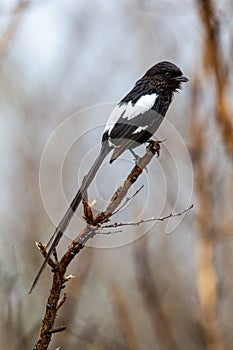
<box><xmin>102</xmin><ymin>61</ymin><xmax>188</xmax><ymax>163</ymax></box>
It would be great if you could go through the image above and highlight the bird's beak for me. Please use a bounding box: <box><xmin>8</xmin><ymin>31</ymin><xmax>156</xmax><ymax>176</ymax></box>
<box><xmin>175</xmin><ymin>75</ymin><xmax>189</xmax><ymax>83</ymax></box>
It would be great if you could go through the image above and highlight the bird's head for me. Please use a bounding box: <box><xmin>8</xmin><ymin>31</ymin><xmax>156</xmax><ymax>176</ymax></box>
<box><xmin>142</xmin><ymin>61</ymin><xmax>188</xmax><ymax>94</ymax></box>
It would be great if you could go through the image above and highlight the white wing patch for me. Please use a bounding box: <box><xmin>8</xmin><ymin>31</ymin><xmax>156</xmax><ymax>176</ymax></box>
<box><xmin>124</xmin><ymin>93</ymin><xmax>158</xmax><ymax>120</ymax></box>
<box><xmin>104</xmin><ymin>93</ymin><xmax>158</xmax><ymax>134</ymax></box>
<box><xmin>103</xmin><ymin>104</ymin><xmax>126</xmax><ymax>133</ymax></box>
<box><xmin>132</xmin><ymin>126</ymin><xmax>148</xmax><ymax>134</ymax></box>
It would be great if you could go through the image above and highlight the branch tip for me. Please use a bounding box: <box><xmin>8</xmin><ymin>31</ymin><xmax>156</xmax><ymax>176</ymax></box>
<box><xmin>47</xmin><ymin>325</ymin><xmax>66</xmax><ymax>334</ymax></box>
<box><xmin>56</xmin><ymin>293</ymin><xmax>67</xmax><ymax>312</ymax></box>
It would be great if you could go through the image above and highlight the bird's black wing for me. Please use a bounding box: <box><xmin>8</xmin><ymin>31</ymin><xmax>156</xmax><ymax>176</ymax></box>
<box><xmin>103</xmin><ymin>88</ymin><xmax>172</xmax><ymax>163</ymax></box>
<box><xmin>109</xmin><ymin>108</ymin><xmax>164</xmax><ymax>162</ymax></box>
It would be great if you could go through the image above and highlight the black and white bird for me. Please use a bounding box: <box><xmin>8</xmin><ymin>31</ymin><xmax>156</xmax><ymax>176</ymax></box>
<box><xmin>30</xmin><ymin>61</ymin><xmax>188</xmax><ymax>292</ymax></box>
<box><xmin>101</xmin><ymin>61</ymin><xmax>188</xmax><ymax>162</ymax></box>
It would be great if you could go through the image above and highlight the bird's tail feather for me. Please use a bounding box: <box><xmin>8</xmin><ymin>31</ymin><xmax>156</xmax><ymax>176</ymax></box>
<box><xmin>29</xmin><ymin>142</ymin><xmax>111</xmax><ymax>293</ymax></box>
<box><xmin>109</xmin><ymin>138</ymin><xmax>133</xmax><ymax>163</ymax></box>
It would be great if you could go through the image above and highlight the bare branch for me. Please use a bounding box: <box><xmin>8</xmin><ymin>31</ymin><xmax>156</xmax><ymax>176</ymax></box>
<box><xmin>97</xmin><ymin>229</ymin><xmax>123</xmax><ymax>235</ymax></box>
<box><xmin>111</xmin><ymin>184</ymin><xmax>144</xmax><ymax>217</ymax></box>
<box><xmin>34</xmin><ymin>141</ymin><xmax>160</xmax><ymax>349</ymax></box>
<box><xmin>101</xmin><ymin>204</ymin><xmax>194</xmax><ymax>229</ymax></box>
<box><xmin>47</xmin><ymin>325</ymin><xmax>66</xmax><ymax>335</ymax></box>
<box><xmin>33</xmin><ymin>140</ymin><xmax>193</xmax><ymax>349</ymax></box>
<box><xmin>93</xmin><ymin>141</ymin><xmax>161</xmax><ymax>225</ymax></box>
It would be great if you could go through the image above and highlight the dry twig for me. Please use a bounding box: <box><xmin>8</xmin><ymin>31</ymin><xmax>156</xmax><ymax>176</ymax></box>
<box><xmin>102</xmin><ymin>204</ymin><xmax>193</xmax><ymax>229</ymax></box>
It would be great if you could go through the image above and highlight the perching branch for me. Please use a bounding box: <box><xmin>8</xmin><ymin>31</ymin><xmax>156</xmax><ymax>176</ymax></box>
<box><xmin>33</xmin><ymin>140</ymin><xmax>193</xmax><ymax>350</ymax></box>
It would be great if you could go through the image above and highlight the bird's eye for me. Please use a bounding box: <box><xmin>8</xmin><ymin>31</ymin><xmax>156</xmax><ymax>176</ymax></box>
<box><xmin>164</xmin><ymin>72</ymin><xmax>171</xmax><ymax>78</ymax></box>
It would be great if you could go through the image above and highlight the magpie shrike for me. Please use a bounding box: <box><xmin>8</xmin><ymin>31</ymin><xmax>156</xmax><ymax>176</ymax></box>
<box><xmin>102</xmin><ymin>61</ymin><xmax>188</xmax><ymax>163</ymax></box>
<box><xmin>30</xmin><ymin>61</ymin><xmax>188</xmax><ymax>292</ymax></box>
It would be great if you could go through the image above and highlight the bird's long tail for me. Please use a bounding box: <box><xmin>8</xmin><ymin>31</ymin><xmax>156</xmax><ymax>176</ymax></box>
<box><xmin>29</xmin><ymin>143</ymin><xmax>111</xmax><ymax>293</ymax></box>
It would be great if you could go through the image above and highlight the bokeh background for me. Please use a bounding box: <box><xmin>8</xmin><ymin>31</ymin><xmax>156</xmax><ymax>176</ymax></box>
<box><xmin>0</xmin><ymin>0</ymin><xmax>232</xmax><ymax>349</ymax></box>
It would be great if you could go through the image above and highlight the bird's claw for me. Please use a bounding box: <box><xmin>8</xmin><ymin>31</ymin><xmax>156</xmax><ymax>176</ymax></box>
<box><xmin>146</xmin><ymin>140</ymin><xmax>163</xmax><ymax>157</ymax></box>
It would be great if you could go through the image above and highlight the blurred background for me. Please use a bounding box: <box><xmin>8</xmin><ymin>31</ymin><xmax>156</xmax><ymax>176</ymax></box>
<box><xmin>0</xmin><ymin>0</ymin><xmax>232</xmax><ymax>349</ymax></box>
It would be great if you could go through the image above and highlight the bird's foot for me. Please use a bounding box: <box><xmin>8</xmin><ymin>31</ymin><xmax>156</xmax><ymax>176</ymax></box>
<box><xmin>146</xmin><ymin>139</ymin><xmax>164</xmax><ymax>158</ymax></box>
